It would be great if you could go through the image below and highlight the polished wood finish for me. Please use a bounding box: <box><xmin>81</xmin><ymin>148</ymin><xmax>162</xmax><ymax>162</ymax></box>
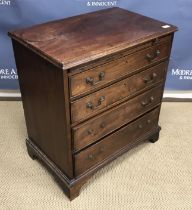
<box><xmin>8</xmin><ymin>8</ymin><xmax>177</xmax><ymax>70</ymax></box>
<box><xmin>70</xmin><ymin>41</ymin><xmax>171</xmax><ymax>97</ymax></box>
<box><xmin>75</xmin><ymin>107</ymin><xmax>160</xmax><ymax>176</ymax></box>
<box><xmin>71</xmin><ymin>61</ymin><xmax>167</xmax><ymax>124</ymax></box>
<box><xmin>12</xmin><ymin>40</ymin><xmax>74</xmax><ymax>178</ymax></box>
<box><xmin>9</xmin><ymin>7</ymin><xmax>177</xmax><ymax>200</ymax></box>
<box><xmin>73</xmin><ymin>84</ymin><xmax>163</xmax><ymax>151</ymax></box>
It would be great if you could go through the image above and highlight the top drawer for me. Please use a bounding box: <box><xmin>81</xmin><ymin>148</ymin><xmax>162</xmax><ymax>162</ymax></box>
<box><xmin>69</xmin><ymin>38</ymin><xmax>172</xmax><ymax>98</ymax></box>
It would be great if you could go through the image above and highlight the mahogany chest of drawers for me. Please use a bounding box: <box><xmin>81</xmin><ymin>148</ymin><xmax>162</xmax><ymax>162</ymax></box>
<box><xmin>9</xmin><ymin>7</ymin><xmax>177</xmax><ymax>200</ymax></box>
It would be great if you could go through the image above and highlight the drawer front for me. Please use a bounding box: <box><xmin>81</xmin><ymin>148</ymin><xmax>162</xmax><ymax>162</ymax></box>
<box><xmin>70</xmin><ymin>41</ymin><xmax>171</xmax><ymax>97</ymax></box>
<box><xmin>75</xmin><ymin>107</ymin><xmax>160</xmax><ymax>176</ymax></box>
<box><xmin>71</xmin><ymin>61</ymin><xmax>167</xmax><ymax>123</ymax></box>
<box><xmin>73</xmin><ymin>84</ymin><xmax>163</xmax><ymax>151</ymax></box>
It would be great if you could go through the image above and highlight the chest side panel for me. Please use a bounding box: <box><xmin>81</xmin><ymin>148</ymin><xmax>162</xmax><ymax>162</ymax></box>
<box><xmin>12</xmin><ymin>40</ymin><xmax>73</xmax><ymax>178</ymax></box>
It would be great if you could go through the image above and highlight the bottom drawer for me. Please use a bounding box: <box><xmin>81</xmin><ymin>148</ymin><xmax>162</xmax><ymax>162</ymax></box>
<box><xmin>75</xmin><ymin>106</ymin><xmax>160</xmax><ymax>176</ymax></box>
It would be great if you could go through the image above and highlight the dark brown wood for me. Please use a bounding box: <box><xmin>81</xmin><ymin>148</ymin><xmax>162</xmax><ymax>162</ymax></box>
<box><xmin>8</xmin><ymin>8</ymin><xmax>177</xmax><ymax>70</ymax></box>
<box><xmin>69</xmin><ymin>34</ymin><xmax>172</xmax><ymax>76</ymax></box>
<box><xmin>149</xmin><ymin>131</ymin><xmax>160</xmax><ymax>143</ymax></box>
<box><xmin>70</xmin><ymin>41</ymin><xmax>171</xmax><ymax>97</ymax></box>
<box><xmin>71</xmin><ymin>61</ymin><xmax>168</xmax><ymax>123</ymax></box>
<box><xmin>25</xmin><ymin>138</ymin><xmax>85</xmax><ymax>201</ymax></box>
<box><xmin>12</xmin><ymin>40</ymin><xmax>74</xmax><ymax>178</ymax></box>
<box><xmin>72</xmin><ymin>84</ymin><xmax>163</xmax><ymax>151</ymax></box>
<box><xmin>75</xmin><ymin>107</ymin><xmax>160</xmax><ymax>176</ymax></box>
<box><xmin>8</xmin><ymin>7</ymin><xmax>177</xmax><ymax>200</ymax></box>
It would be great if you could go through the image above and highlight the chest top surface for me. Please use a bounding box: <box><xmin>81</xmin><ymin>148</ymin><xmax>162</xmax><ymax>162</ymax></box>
<box><xmin>9</xmin><ymin>7</ymin><xmax>177</xmax><ymax>69</ymax></box>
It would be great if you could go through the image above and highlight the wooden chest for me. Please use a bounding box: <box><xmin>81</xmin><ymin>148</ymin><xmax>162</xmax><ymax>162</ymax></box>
<box><xmin>9</xmin><ymin>7</ymin><xmax>177</xmax><ymax>200</ymax></box>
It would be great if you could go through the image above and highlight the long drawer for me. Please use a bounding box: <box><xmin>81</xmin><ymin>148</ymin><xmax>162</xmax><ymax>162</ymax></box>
<box><xmin>74</xmin><ymin>106</ymin><xmax>160</xmax><ymax>176</ymax></box>
<box><xmin>70</xmin><ymin>40</ymin><xmax>171</xmax><ymax>97</ymax></box>
<box><xmin>72</xmin><ymin>84</ymin><xmax>163</xmax><ymax>152</ymax></box>
<box><xmin>71</xmin><ymin>61</ymin><xmax>167</xmax><ymax>123</ymax></box>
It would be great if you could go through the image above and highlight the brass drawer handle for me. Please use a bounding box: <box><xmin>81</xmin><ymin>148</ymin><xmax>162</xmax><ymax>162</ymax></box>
<box><xmin>86</xmin><ymin>96</ymin><xmax>105</xmax><ymax>110</ymax></box>
<box><xmin>88</xmin><ymin>154</ymin><xmax>94</xmax><ymax>160</ymax></box>
<box><xmin>138</xmin><ymin>119</ymin><xmax>151</xmax><ymax>129</ymax></box>
<box><xmin>100</xmin><ymin>122</ymin><xmax>105</xmax><ymax>128</ymax></box>
<box><xmin>87</xmin><ymin>129</ymin><xmax>96</xmax><ymax>136</ymax></box>
<box><xmin>86</xmin><ymin>102</ymin><xmax>94</xmax><ymax>109</ymax></box>
<box><xmin>87</xmin><ymin>147</ymin><xmax>104</xmax><ymax>160</ymax></box>
<box><xmin>123</xmin><ymin>83</ymin><xmax>137</xmax><ymax>93</ymax></box>
<box><xmin>143</xmin><ymin>72</ymin><xmax>157</xmax><ymax>84</ymax></box>
<box><xmin>146</xmin><ymin>49</ymin><xmax>160</xmax><ymax>62</ymax></box>
<box><xmin>87</xmin><ymin>123</ymin><xmax>105</xmax><ymax>136</ymax></box>
<box><xmin>141</xmin><ymin>96</ymin><xmax>154</xmax><ymax>107</ymax></box>
<box><xmin>86</xmin><ymin>71</ymin><xmax>105</xmax><ymax>86</ymax></box>
<box><xmin>152</xmin><ymin>38</ymin><xmax>159</xmax><ymax>46</ymax></box>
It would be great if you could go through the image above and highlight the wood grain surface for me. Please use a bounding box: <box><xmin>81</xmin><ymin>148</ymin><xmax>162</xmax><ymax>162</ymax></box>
<box><xmin>9</xmin><ymin>7</ymin><xmax>177</xmax><ymax>200</ymax></box>
<box><xmin>71</xmin><ymin>61</ymin><xmax>168</xmax><ymax>123</ymax></box>
<box><xmin>75</xmin><ymin>107</ymin><xmax>161</xmax><ymax>176</ymax></box>
<box><xmin>8</xmin><ymin>7</ymin><xmax>177</xmax><ymax>69</ymax></box>
<box><xmin>72</xmin><ymin>84</ymin><xmax>163</xmax><ymax>151</ymax></box>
